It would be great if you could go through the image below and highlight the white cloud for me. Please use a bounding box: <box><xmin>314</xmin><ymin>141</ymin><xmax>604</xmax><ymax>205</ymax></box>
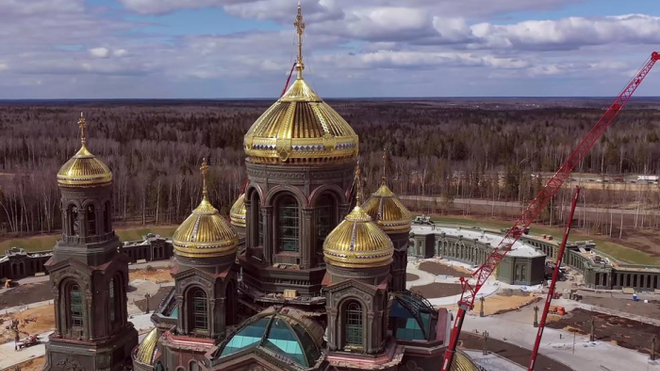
<box><xmin>113</xmin><ymin>49</ymin><xmax>129</xmax><ymax>57</ymax></box>
<box><xmin>118</xmin><ymin>0</ymin><xmax>253</xmax><ymax>15</ymax></box>
<box><xmin>89</xmin><ymin>47</ymin><xmax>110</xmax><ymax>58</ymax></box>
<box><xmin>471</xmin><ymin>14</ymin><xmax>660</xmax><ymax>50</ymax></box>
<box><xmin>0</xmin><ymin>63</ymin><xmax>8</xmax><ymax>71</ymax></box>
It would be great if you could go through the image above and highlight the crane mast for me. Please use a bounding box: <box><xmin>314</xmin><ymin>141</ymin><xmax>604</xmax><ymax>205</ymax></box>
<box><xmin>441</xmin><ymin>51</ymin><xmax>660</xmax><ymax>371</ymax></box>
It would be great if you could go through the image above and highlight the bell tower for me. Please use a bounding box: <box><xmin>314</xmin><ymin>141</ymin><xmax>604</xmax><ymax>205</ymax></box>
<box><xmin>45</xmin><ymin>114</ymin><xmax>137</xmax><ymax>371</ymax></box>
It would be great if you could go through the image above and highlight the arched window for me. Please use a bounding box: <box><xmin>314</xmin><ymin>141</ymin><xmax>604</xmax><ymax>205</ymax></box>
<box><xmin>109</xmin><ymin>276</ymin><xmax>121</xmax><ymax>325</ymax></box>
<box><xmin>86</xmin><ymin>205</ymin><xmax>96</xmax><ymax>236</ymax></box>
<box><xmin>104</xmin><ymin>201</ymin><xmax>112</xmax><ymax>233</ymax></box>
<box><xmin>315</xmin><ymin>194</ymin><xmax>336</xmax><ymax>250</ymax></box>
<box><xmin>278</xmin><ymin>196</ymin><xmax>299</xmax><ymax>253</ymax></box>
<box><xmin>345</xmin><ymin>301</ymin><xmax>363</xmax><ymax>349</ymax></box>
<box><xmin>251</xmin><ymin>192</ymin><xmax>263</xmax><ymax>247</ymax></box>
<box><xmin>191</xmin><ymin>289</ymin><xmax>208</xmax><ymax>332</ymax></box>
<box><xmin>68</xmin><ymin>205</ymin><xmax>79</xmax><ymax>236</ymax></box>
<box><xmin>226</xmin><ymin>281</ymin><xmax>236</xmax><ymax>326</ymax></box>
<box><xmin>70</xmin><ymin>284</ymin><xmax>84</xmax><ymax>329</ymax></box>
<box><xmin>189</xmin><ymin>361</ymin><xmax>199</xmax><ymax>371</ymax></box>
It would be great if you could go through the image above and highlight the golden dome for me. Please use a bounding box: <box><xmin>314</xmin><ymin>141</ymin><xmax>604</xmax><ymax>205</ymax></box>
<box><xmin>135</xmin><ymin>328</ymin><xmax>158</xmax><ymax>365</ymax></box>
<box><xmin>243</xmin><ymin>3</ymin><xmax>358</xmax><ymax>165</ymax></box>
<box><xmin>362</xmin><ymin>180</ymin><xmax>412</xmax><ymax>234</ymax></box>
<box><xmin>451</xmin><ymin>351</ymin><xmax>481</xmax><ymax>371</ymax></box>
<box><xmin>57</xmin><ymin>115</ymin><xmax>112</xmax><ymax>187</ymax></box>
<box><xmin>323</xmin><ymin>206</ymin><xmax>394</xmax><ymax>269</ymax></box>
<box><xmin>173</xmin><ymin>160</ymin><xmax>239</xmax><ymax>259</ymax></box>
<box><xmin>230</xmin><ymin>193</ymin><xmax>246</xmax><ymax>228</ymax></box>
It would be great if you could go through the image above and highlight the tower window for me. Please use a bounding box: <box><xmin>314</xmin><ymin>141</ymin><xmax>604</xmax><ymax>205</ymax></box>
<box><xmin>68</xmin><ymin>205</ymin><xmax>79</xmax><ymax>236</ymax></box>
<box><xmin>191</xmin><ymin>289</ymin><xmax>208</xmax><ymax>332</ymax></box>
<box><xmin>278</xmin><ymin>196</ymin><xmax>299</xmax><ymax>253</ymax></box>
<box><xmin>87</xmin><ymin>205</ymin><xmax>96</xmax><ymax>236</ymax></box>
<box><xmin>70</xmin><ymin>284</ymin><xmax>84</xmax><ymax>329</ymax></box>
<box><xmin>345</xmin><ymin>301</ymin><xmax>363</xmax><ymax>349</ymax></box>
<box><xmin>315</xmin><ymin>194</ymin><xmax>335</xmax><ymax>251</ymax></box>
<box><xmin>104</xmin><ymin>201</ymin><xmax>112</xmax><ymax>233</ymax></box>
<box><xmin>251</xmin><ymin>193</ymin><xmax>264</xmax><ymax>247</ymax></box>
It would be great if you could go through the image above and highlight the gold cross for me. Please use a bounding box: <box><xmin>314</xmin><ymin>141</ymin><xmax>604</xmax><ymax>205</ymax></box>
<box><xmin>355</xmin><ymin>161</ymin><xmax>364</xmax><ymax>205</ymax></box>
<box><xmin>78</xmin><ymin>112</ymin><xmax>87</xmax><ymax>146</ymax></box>
<box><xmin>200</xmin><ymin>158</ymin><xmax>209</xmax><ymax>199</ymax></box>
<box><xmin>294</xmin><ymin>1</ymin><xmax>305</xmax><ymax>78</ymax></box>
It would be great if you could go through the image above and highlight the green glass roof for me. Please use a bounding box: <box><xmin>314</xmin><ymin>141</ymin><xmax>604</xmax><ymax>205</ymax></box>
<box><xmin>220</xmin><ymin>311</ymin><xmax>321</xmax><ymax>367</ymax></box>
<box><xmin>390</xmin><ymin>291</ymin><xmax>437</xmax><ymax>341</ymax></box>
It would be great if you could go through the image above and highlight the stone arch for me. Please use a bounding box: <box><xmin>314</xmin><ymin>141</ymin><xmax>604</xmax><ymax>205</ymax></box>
<box><xmin>336</xmin><ymin>295</ymin><xmax>369</xmax><ymax>351</ymax></box>
<box><xmin>245</xmin><ymin>183</ymin><xmax>265</xmax><ymax>205</ymax></box>
<box><xmin>266</xmin><ymin>185</ymin><xmax>308</xmax><ymax>208</ymax></box>
<box><xmin>309</xmin><ymin>184</ymin><xmax>346</xmax><ymax>206</ymax></box>
<box><xmin>183</xmin><ymin>285</ymin><xmax>209</xmax><ymax>334</ymax></box>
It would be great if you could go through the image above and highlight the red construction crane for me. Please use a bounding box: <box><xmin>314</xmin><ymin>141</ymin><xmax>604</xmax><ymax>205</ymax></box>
<box><xmin>528</xmin><ymin>186</ymin><xmax>580</xmax><ymax>371</ymax></box>
<box><xmin>441</xmin><ymin>51</ymin><xmax>660</xmax><ymax>371</ymax></box>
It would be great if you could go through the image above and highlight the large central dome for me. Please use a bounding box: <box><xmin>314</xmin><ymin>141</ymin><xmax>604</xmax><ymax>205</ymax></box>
<box><xmin>243</xmin><ymin>2</ymin><xmax>358</xmax><ymax>165</ymax></box>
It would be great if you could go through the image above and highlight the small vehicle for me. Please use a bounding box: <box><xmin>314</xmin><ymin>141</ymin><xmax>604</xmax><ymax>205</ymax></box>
<box><xmin>413</xmin><ymin>215</ymin><xmax>435</xmax><ymax>226</ymax></box>
<box><xmin>16</xmin><ymin>334</ymin><xmax>40</xmax><ymax>350</ymax></box>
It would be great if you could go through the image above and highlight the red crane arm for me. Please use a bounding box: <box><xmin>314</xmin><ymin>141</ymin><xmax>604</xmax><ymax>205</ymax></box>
<box><xmin>441</xmin><ymin>51</ymin><xmax>660</xmax><ymax>371</ymax></box>
<box><xmin>528</xmin><ymin>186</ymin><xmax>580</xmax><ymax>371</ymax></box>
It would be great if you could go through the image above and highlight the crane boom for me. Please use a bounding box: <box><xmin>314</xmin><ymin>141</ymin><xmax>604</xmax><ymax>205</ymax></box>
<box><xmin>441</xmin><ymin>51</ymin><xmax>660</xmax><ymax>371</ymax></box>
<box><xmin>528</xmin><ymin>186</ymin><xmax>580</xmax><ymax>371</ymax></box>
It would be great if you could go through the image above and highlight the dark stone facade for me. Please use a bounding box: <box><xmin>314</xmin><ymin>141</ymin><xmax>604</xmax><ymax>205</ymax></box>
<box><xmin>44</xmin><ymin>183</ymin><xmax>137</xmax><ymax>371</ymax></box>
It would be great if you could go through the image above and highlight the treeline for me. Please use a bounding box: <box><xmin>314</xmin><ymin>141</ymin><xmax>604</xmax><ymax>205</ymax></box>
<box><xmin>1</xmin><ymin>99</ymin><xmax>660</xmax><ymax>236</ymax></box>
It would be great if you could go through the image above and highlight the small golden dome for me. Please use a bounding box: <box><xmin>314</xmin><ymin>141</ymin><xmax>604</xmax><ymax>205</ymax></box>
<box><xmin>451</xmin><ymin>351</ymin><xmax>481</xmax><ymax>371</ymax></box>
<box><xmin>323</xmin><ymin>206</ymin><xmax>394</xmax><ymax>269</ymax></box>
<box><xmin>230</xmin><ymin>193</ymin><xmax>246</xmax><ymax>228</ymax></box>
<box><xmin>173</xmin><ymin>160</ymin><xmax>239</xmax><ymax>259</ymax></box>
<box><xmin>362</xmin><ymin>180</ymin><xmax>412</xmax><ymax>234</ymax></box>
<box><xmin>135</xmin><ymin>328</ymin><xmax>158</xmax><ymax>365</ymax></box>
<box><xmin>57</xmin><ymin>115</ymin><xmax>112</xmax><ymax>187</ymax></box>
<box><xmin>243</xmin><ymin>4</ymin><xmax>358</xmax><ymax>165</ymax></box>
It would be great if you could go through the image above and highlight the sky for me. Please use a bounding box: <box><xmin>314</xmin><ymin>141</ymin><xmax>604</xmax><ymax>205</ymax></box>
<box><xmin>1</xmin><ymin>0</ymin><xmax>659</xmax><ymax>98</ymax></box>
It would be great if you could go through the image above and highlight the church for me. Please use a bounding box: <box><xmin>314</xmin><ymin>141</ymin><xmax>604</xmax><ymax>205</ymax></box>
<box><xmin>44</xmin><ymin>3</ymin><xmax>481</xmax><ymax>371</ymax></box>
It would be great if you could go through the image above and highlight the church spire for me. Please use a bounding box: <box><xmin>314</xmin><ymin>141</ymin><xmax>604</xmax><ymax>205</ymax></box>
<box><xmin>294</xmin><ymin>0</ymin><xmax>306</xmax><ymax>79</ymax></box>
<box><xmin>78</xmin><ymin>112</ymin><xmax>87</xmax><ymax>147</ymax></box>
<box><xmin>200</xmin><ymin>158</ymin><xmax>210</xmax><ymax>202</ymax></box>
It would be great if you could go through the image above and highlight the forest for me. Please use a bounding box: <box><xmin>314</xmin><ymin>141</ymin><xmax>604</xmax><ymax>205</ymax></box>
<box><xmin>1</xmin><ymin>98</ymin><xmax>660</xmax><ymax>237</ymax></box>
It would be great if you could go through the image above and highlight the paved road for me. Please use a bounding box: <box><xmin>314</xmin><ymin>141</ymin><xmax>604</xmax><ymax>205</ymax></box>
<box><xmin>0</xmin><ymin>312</ymin><xmax>155</xmax><ymax>370</ymax></box>
<box><xmin>461</xmin><ymin>304</ymin><xmax>660</xmax><ymax>371</ymax></box>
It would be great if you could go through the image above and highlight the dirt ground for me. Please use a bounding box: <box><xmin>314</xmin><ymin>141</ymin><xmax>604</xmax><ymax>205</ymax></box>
<box><xmin>0</xmin><ymin>305</ymin><xmax>55</xmax><ymax>344</ymax></box>
<box><xmin>546</xmin><ymin>308</ymin><xmax>660</xmax><ymax>355</ymax></box>
<box><xmin>482</xmin><ymin>290</ymin><xmax>540</xmax><ymax>316</ymax></box>
<box><xmin>618</xmin><ymin>229</ymin><xmax>660</xmax><ymax>257</ymax></box>
<box><xmin>460</xmin><ymin>332</ymin><xmax>573</xmax><ymax>371</ymax></box>
<box><xmin>134</xmin><ymin>286</ymin><xmax>173</xmax><ymax>313</ymax></box>
<box><xmin>418</xmin><ymin>261</ymin><xmax>471</xmax><ymax>277</ymax></box>
<box><xmin>580</xmin><ymin>294</ymin><xmax>660</xmax><ymax>318</ymax></box>
<box><xmin>129</xmin><ymin>267</ymin><xmax>173</xmax><ymax>283</ymax></box>
<box><xmin>410</xmin><ymin>282</ymin><xmax>463</xmax><ymax>298</ymax></box>
<box><xmin>0</xmin><ymin>282</ymin><xmax>52</xmax><ymax>310</ymax></box>
<box><xmin>406</xmin><ymin>273</ymin><xmax>420</xmax><ymax>281</ymax></box>
<box><xmin>10</xmin><ymin>356</ymin><xmax>45</xmax><ymax>371</ymax></box>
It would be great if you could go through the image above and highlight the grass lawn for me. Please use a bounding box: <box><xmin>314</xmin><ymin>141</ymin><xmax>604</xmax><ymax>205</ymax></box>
<box><xmin>0</xmin><ymin>225</ymin><xmax>178</xmax><ymax>253</ymax></box>
<box><xmin>427</xmin><ymin>214</ymin><xmax>660</xmax><ymax>266</ymax></box>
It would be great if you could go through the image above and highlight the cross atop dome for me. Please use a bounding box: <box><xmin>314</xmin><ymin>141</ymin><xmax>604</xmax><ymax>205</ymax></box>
<box><xmin>200</xmin><ymin>158</ymin><xmax>209</xmax><ymax>200</ymax></box>
<box><xmin>294</xmin><ymin>0</ymin><xmax>306</xmax><ymax>79</ymax></box>
<box><xmin>78</xmin><ymin>112</ymin><xmax>87</xmax><ymax>146</ymax></box>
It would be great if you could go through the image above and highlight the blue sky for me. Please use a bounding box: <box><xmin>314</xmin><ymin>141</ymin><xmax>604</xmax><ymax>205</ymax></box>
<box><xmin>0</xmin><ymin>0</ymin><xmax>659</xmax><ymax>98</ymax></box>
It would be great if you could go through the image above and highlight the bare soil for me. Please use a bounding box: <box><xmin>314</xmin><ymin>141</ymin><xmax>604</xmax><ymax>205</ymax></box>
<box><xmin>406</xmin><ymin>273</ymin><xmax>420</xmax><ymax>281</ymax></box>
<box><xmin>580</xmin><ymin>295</ymin><xmax>660</xmax><ymax>318</ymax></box>
<box><xmin>129</xmin><ymin>268</ymin><xmax>173</xmax><ymax>284</ymax></box>
<box><xmin>418</xmin><ymin>261</ymin><xmax>471</xmax><ymax>278</ymax></box>
<box><xmin>10</xmin><ymin>356</ymin><xmax>45</xmax><ymax>371</ymax></box>
<box><xmin>134</xmin><ymin>286</ymin><xmax>173</xmax><ymax>313</ymax></box>
<box><xmin>460</xmin><ymin>332</ymin><xmax>573</xmax><ymax>371</ymax></box>
<box><xmin>617</xmin><ymin>229</ymin><xmax>660</xmax><ymax>257</ymax></box>
<box><xmin>410</xmin><ymin>282</ymin><xmax>463</xmax><ymax>298</ymax></box>
<box><xmin>546</xmin><ymin>308</ymin><xmax>660</xmax><ymax>355</ymax></box>
<box><xmin>0</xmin><ymin>282</ymin><xmax>52</xmax><ymax>310</ymax></box>
<box><xmin>0</xmin><ymin>304</ymin><xmax>55</xmax><ymax>344</ymax></box>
